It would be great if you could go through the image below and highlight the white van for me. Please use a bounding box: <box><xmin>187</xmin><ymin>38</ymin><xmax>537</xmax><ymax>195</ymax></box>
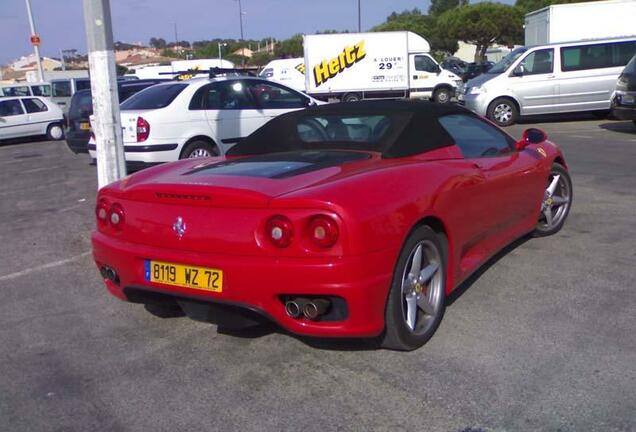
<box><xmin>462</xmin><ymin>36</ymin><xmax>636</xmax><ymax>125</ymax></box>
<box><xmin>0</xmin><ymin>82</ymin><xmax>52</xmax><ymax>98</ymax></box>
<box><xmin>259</xmin><ymin>58</ymin><xmax>306</xmax><ymax>92</ymax></box>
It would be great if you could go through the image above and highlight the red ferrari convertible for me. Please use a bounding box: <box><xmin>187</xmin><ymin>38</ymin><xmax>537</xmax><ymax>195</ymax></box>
<box><xmin>92</xmin><ymin>100</ymin><xmax>572</xmax><ymax>350</ymax></box>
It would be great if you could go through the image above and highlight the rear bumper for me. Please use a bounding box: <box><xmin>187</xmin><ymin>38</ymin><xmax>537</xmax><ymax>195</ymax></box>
<box><xmin>92</xmin><ymin>231</ymin><xmax>396</xmax><ymax>338</ymax></box>
<box><xmin>610</xmin><ymin>93</ymin><xmax>636</xmax><ymax>120</ymax></box>
<box><xmin>88</xmin><ymin>141</ymin><xmax>181</xmax><ymax>163</ymax></box>
<box><xmin>66</xmin><ymin>130</ymin><xmax>90</xmax><ymax>154</ymax></box>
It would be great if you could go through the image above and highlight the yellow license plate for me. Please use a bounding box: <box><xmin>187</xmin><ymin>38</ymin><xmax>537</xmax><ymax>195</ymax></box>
<box><xmin>80</xmin><ymin>122</ymin><xmax>90</xmax><ymax>130</ymax></box>
<box><xmin>145</xmin><ymin>260</ymin><xmax>223</xmax><ymax>292</ymax></box>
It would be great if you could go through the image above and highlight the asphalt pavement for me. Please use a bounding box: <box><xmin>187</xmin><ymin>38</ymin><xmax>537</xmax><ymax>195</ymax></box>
<box><xmin>1</xmin><ymin>116</ymin><xmax>635</xmax><ymax>432</ymax></box>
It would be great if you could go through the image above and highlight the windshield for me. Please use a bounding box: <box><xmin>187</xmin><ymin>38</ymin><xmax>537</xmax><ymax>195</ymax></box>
<box><xmin>120</xmin><ymin>83</ymin><xmax>187</xmax><ymax>110</ymax></box>
<box><xmin>624</xmin><ymin>54</ymin><xmax>636</xmax><ymax>75</ymax></box>
<box><xmin>487</xmin><ymin>47</ymin><xmax>528</xmax><ymax>74</ymax></box>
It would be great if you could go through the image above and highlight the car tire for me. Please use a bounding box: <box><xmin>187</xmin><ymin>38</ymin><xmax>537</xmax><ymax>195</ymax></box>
<box><xmin>180</xmin><ymin>140</ymin><xmax>219</xmax><ymax>159</ymax></box>
<box><xmin>433</xmin><ymin>87</ymin><xmax>451</xmax><ymax>104</ymax></box>
<box><xmin>342</xmin><ymin>92</ymin><xmax>362</xmax><ymax>102</ymax></box>
<box><xmin>533</xmin><ymin>163</ymin><xmax>573</xmax><ymax>237</ymax></box>
<box><xmin>487</xmin><ymin>97</ymin><xmax>518</xmax><ymax>127</ymax></box>
<box><xmin>46</xmin><ymin>123</ymin><xmax>64</xmax><ymax>141</ymax></box>
<box><xmin>381</xmin><ymin>225</ymin><xmax>447</xmax><ymax>351</ymax></box>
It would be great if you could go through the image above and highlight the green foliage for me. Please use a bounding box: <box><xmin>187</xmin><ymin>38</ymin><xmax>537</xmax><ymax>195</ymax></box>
<box><xmin>437</xmin><ymin>2</ymin><xmax>523</xmax><ymax>61</ymax></box>
<box><xmin>115</xmin><ymin>64</ymin><xmax>129</xmax><ymax>76</ymax></box>
<box><xmin>149</xmin><ymin>37</ymin><xmax>167</xmax><ymax>49</ymax></box>
<box><xmin>274</xmin><ymin>34</ymin><xmax>303</xmax><ymax>58</ymax></box>
<box><xmin>371</xmin><ymin>8</ymin><xmax>458</xmax><ymax>55</ymax></box>
<box><xmin>225</xmin><ymin>53</ymin><xmax>249</xmax><ymax>65</ymax></box>
<box><xmin>249</xmin><ymin>51</ymin><xmax>274</xmax><ymax>67</ymax></box>
<box><xmin>428</xmin><ymin>0</ymin><xmax>468</xmax><ymax>17</ymax></box>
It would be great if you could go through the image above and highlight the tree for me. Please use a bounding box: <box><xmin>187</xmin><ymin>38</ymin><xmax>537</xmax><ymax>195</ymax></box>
<box><xmin>371</xmin><ymin>9</ymin><xmax>457</xmax><ymax>56</ymax></box>
<box><xmin>149</xmin><ymin>37</ymin><xmax>167</xmax><ymax>49</ymax></box>
<box><xmin>274</xmin><ymin>34</ymin><xmax>303</xmax><ymax>58</ymax></box>
<box><xmin>249</xmin><ymin>51</ymin><xmax>274</xmax><ymax>67</ymax></box>
<box><xmin>428</xmin><ymin>0</ymin><xmax>468</xmax><ymax>17</ymax></box>
<box><xmin>437</xmin><ymin>3</ymin><xmax>523</xmax><ymax>62</ymax></box>
<box><xmin>115</xmin><ymin>64</ymin><xmax>129</xmax><ymax>76</ymax></box>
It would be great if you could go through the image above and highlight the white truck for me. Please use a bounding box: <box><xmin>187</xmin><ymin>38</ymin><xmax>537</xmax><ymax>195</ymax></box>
<box><xmin>259</xmin><ymin>58</ymin><xmax>306</xmax><ymax>93</ymax></box>
<box><xmin>302</xmin><ymin>31</ymin><xmax>462</xmax><ymax>103</ymax></box>
<box><xmin>524</xmin><ymin>0</ymin><xmax>636</xmax><ymax>46</ymax></box>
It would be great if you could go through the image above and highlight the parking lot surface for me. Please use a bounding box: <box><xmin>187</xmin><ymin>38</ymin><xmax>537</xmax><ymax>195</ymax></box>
<box><xmin>1</xmin><ymin>117</ymin><xmax>635</xmax><ymax>432</ymax></box>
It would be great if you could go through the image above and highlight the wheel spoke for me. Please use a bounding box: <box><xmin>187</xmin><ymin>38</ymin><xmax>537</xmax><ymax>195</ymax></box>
<box><xmin>418</xmin><ymin>262</ymin><xmax>439</xmax><ymax>284</ymax></box>
<box><xmin>406</xmin><ymin>294</ymin><xmax>417</xmax><ymax>331</ymax></box>
<box><xmin>547</xmin><ymin>175</ymin><xmax>560</xmax><ymax>196</ymax></box>
<box><xmin>408</xmin><ymin>245</ymin><xmax>422</xmax><ymax>280</ymax></box>
<box><xmin>417</xmin><ymin>294</ymin><xmax>435</xmax><ymax>315</ymax></box>
<box><xmin>543</xmin><ymin>207</ymin><xmax>553</xmax><ymax>226</ymax></box>
<box><xmin>551</xmin><ymin>195</ymin><xmax>568</xmax><ymax>206</ymax></box>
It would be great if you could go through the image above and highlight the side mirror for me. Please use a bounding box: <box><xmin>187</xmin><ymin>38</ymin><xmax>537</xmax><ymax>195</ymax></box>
<box><xmin>512</xmin><ymin>65</ymin><xmax>525</xmax><ymax>76</ymax></box>
<box><xmin>517</xmin><ymin>128</ymin><xmax>547</xmax><ymax>150</ymax></box>
<box><xmin>435</xmin><ymin>64</ymin><xmax>442</xmax><ymax>75</ymax></box>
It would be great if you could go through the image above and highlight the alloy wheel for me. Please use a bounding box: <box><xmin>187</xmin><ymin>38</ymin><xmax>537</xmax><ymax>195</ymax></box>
<box><xmin>493</xmin><ymin>103</ymin><xmax>513</xmax><ymax>124</ymax></box>
<box><xmin>400</xmin><ymin>240</ymin><xmax>443</xmax><ymax>335</ymax></box>
<box><xmin>188</xmin><ymin>148</ymin><xmax>212</xmax><ymax>158</ymax></box>
<box><xmin>538</xmin><ymin>171</ymin><xmax>571</xmax><ymax>231</ymax></box>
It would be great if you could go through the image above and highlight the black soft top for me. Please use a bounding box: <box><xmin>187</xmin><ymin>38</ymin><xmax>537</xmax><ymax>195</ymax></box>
<box><xmin>227</xmin><ymin>100</ymin><xmax>472</xmax><ymax>158</ymax></box>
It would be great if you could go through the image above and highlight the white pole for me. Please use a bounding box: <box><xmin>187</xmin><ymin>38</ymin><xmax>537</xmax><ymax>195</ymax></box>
<box><xmin>83</xmin><ymin>0</ymin><xmax>126</xmax><ymax>188</ymax></box>
<box><xmin>24</xmin><ymin>0</ymin><xmax>45</xmax><ymax>82</ymax></box>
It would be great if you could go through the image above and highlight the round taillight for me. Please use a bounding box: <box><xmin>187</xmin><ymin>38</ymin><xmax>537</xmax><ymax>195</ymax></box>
<box><xmin>266</xmin><ymin>215</ymin><xmax>293</xmax><ymax>248</ymax></box>
<box><xmin>308</xmin><ymin>215</ymin><xmax>339</xmax><ymax>248</ymax></box>
<box><xmin>108</xmin><ymin>203</ymin><xmax>125</xmax><ymax>228</ymax></box>
<box><xmin>96</xmin><ymin>200</ymin><xmax>109</xmax><ymax>224</ymax></box>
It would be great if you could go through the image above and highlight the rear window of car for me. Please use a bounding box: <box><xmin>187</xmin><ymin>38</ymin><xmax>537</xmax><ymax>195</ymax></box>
<box><xmin>69</xmin><ymin>91</ymin><xmax>93</xmax><ymax>119</ymax></box>
<box><xmin>22</xmin><ymin>98</ymin><xmax>48</xmax><ymax>113</ymax></box>
<box><xmin>296</xmin><ymin>114</ymin><xmax>392</xmax><ymax>144</ymax></box>
<box><xmin>120</xmin><ymin>83</ymin><xmax>187</xmax><ymax>110</ymax></box>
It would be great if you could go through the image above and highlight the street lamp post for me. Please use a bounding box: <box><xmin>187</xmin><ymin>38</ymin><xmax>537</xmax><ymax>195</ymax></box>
<box><xmin>236</xmin><ymin>0</ymin><xmax>246</xmax><ymax>64</ymax></box>
<box><xmin>218</xmin><ymin>42</ymin><xmax>227</xmax><ymax>61</ymax></box>
<box><xmin>24</xmin><ymin>0</ymin><xmax>45</xmax><ymax>81</ymax></box>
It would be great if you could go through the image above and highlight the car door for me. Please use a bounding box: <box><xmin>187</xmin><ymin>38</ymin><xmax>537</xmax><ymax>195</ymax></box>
<box><xmin>201</xmin><ymin>80</ymin><xmax>264</xmax><ymax>147</ymax></box>
<box><xmin>439</xmin><ymin>114</ymin><xmax>545</xmax><ymax>238</ymax></box>
<box><xmin>409</xmin><ymin>54</ymin><xmax>440</xmax><ymax>98</ymax></box>
<box><xmin>0</xmin><ymin>99</ymin><xmax>30</xmax><ymax>139</ymax></box>
<box><xmin>51</xmin><ymin>80</ymin><xmax>72</xmax><ymax>111</ymax></box>
<box><xmin>509</xmin><ymin>48</ymin><xmax>558</xmax><ymax>115</ymax></box>
<box><xmin>245</xmin><ymin>80</ymin><xmax>309</xmax><ymax>121</ymax></box>
<box><xmin>22</xmin><ymin>98</ymin><xmax>52</xmax><ymax>135</ymax></box>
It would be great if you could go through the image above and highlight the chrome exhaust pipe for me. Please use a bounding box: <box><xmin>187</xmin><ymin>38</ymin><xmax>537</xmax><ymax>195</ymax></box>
<box><xmin>100</xmin><ymin>266</ymin><xmax>119</xmax><ymax>285</ymax></box>
<box><xmin>302</xmin><ymin>298</ymin><xmax>331</xmax><ymax>320</ymax></box>
<box><xmin>285</xmin><ymin>299</ymin><xmax>304</xmax><ymax>318</ymax></box>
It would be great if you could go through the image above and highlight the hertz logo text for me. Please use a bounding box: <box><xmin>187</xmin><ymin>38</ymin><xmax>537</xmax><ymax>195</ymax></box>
<box><xmin>313</xmin><ymin>41</ymin><xmax>366</xmax><ymax>87</ymax></box>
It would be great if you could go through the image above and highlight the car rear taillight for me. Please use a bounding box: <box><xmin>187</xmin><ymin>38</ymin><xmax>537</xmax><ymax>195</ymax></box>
<box><xmin>108</xmin><ymin>203</ymin><xmax>125</xmax><ymax>228</ymax></box>
<box><xmin>95</xmin><ymin>199</ymin><xmax>109</xmax><ymax>225</ymax></box>
<box><xmin>136</xmin><ymin>117</ymin><xmax>150</xmax><ymax>142</ymax></box>
<box><xmin>307</xmin><ymin>215</ymin><xmax>339</xmax><ymax>248</ymax></box>
<box><xmin>266</xmin><ymin>215</ymin><xmax>294</xmax><ymax>248</ymax></box>
<box><xmin>96</xmin><ymin>200</ymin><xmax>125</xmax><ymax>230</ymax></box>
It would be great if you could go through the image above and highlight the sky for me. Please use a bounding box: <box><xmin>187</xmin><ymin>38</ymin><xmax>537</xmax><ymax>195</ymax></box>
<box><xmin>0</xmin><ymin>0</ymin><xmax>512</xmax><ymax>65</ymax></box>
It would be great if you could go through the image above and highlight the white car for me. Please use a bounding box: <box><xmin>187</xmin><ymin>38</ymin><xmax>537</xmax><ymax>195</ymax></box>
<box><xmin>0</xmin><ymin>96</ymin><xmax>64</xmax><ymax>141</ymax></box>
<box><xmin>88</xmin><ymin>76</ymin><xmax>321</xmax><ymax>164</ymax></box>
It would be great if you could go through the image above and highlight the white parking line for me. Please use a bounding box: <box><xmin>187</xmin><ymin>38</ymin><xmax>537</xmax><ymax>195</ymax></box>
<box><xmin>0</xmin><ymin>251</ymin><xmax>92</xmax><ymax>282</ymax></box>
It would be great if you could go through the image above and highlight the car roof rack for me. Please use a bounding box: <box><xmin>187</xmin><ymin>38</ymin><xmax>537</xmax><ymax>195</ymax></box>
<box><xmin>158</xmin><ymin>67</ymin><xmax>257</xmax><ymax>81</ymax></box>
